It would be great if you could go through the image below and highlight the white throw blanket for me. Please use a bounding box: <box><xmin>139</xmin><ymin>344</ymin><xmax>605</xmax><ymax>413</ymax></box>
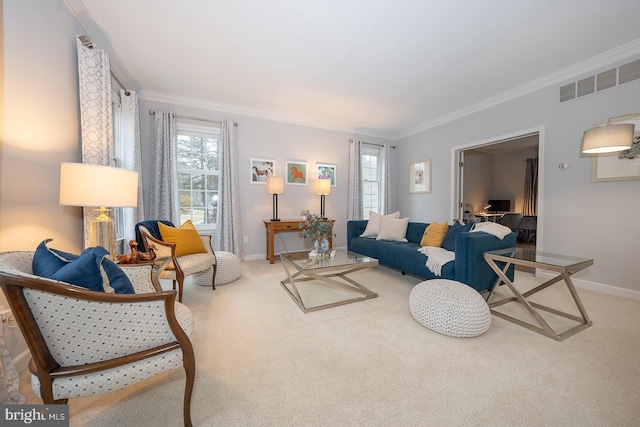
<box><xmin>417</xmin><ymin>246</ymin><xmax>455</xmax><ymax>276</ymax></box>
<box><xmin>470</xmin><ymin>222</ymin><xmax>512</xmax><ymax>239</ymax></box>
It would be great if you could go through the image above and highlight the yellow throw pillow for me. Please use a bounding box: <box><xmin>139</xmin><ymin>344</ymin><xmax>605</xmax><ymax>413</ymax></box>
<box><xmin>420</xmin><ymin>221</ymin><xmax>449</xmax><ymax>247</ymax></box>
<box><xmin>158</xmin><ymin>220</ymin><xmax>207</xmax><ymax>257</ymax></box>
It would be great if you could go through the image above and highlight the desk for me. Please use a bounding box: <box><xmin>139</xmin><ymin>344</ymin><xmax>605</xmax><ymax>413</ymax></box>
<box><xmin>264</xmin><ymin>219</ymin><xmax>334</xmax><ymax>264</ymax></box>
<box><xmin>474</xmin><ymin>213</ymin><xmax>503</xmax><ymax>222</ymax></box>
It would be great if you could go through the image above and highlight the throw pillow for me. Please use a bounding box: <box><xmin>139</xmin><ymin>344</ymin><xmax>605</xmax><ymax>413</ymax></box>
<box><xmin>360</xmin><ymin>211</ymin><xmax>400</xmax><ymax>238</ymax></box>
<box><xmin>32</xmin><ymin>240</ymin><xmax>135</xmax><ymax>294</ymax></box>
<box><xmin>158</xmin><ymin>220</ymin><xmax>207</xmax><ymax>257</ymax></box>
<box><xmin>420</xmin><ymin>222</ymin><xmax>449</xmax><ymax>247</ymax></box>
<box><xmin>376</xmin><ymin>216</ymin><xmax>409</xmax><ymax>242</ymax></box>
<box><xmin>441</xmin><ymin>220</ymin><xmax>475</xmax><ymax>251</ymax></box>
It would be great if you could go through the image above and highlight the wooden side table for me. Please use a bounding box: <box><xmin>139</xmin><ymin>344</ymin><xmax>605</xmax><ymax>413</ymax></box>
<box><xmin>264</xmin><ymin>219</ymin><xmax>335</xmax><ymax>264</ymax></box>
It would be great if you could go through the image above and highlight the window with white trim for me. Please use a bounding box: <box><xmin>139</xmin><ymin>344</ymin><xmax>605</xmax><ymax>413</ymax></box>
<box><xmin>176</xmin><ymin>122</ymin><xmax>220</xmax><ymax>231</ymax></box>
<box><xmin>361</xmin><ymin>147</ymin><xmax>380</xmax><ymax>219</ymax></box>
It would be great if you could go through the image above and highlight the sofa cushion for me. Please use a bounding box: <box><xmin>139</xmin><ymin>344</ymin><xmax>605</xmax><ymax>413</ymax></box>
<box><xmin>441</xmin><ymin>220</ymin><xmax>475</xmax><ymax>251</ymax></box>
<box><xmin>158</xmin><ymin>220</ymin><xmax>207</xmax><ymax>257</ymax></box>
<box><xmin>376</xmin><ymin>216</ymin><xmax>409</xmax><ymax>242</ymax></box>
<box><xmin>420</xmin><ymin>222</ymin><xmax>449</xmax><ymax>247</ymax></box>
<box><xmin>360</xmin><ymin>211</ymin><xmax>400</xmax><ymax>238</ymax></box>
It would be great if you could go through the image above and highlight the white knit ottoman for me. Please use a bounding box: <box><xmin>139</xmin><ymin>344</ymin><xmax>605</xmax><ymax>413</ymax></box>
<box><xmin>213</xmin><ymin>251</ymin><xmax>242</xmax><ymax>285</ymax></box>
<box><xmin>409</xmin><ymin>279</ymin><xmax>491</xmax><ymax>337</ymax></box>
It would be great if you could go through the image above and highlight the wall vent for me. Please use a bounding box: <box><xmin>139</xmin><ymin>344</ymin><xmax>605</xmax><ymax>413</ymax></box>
<box><xmin>559</xmin><ymin>58</ymin><xmax>640</xmax><ymax>103</ymax></box>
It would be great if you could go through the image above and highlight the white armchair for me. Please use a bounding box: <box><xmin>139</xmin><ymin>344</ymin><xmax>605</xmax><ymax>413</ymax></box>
<box><xmin>0</xmin><ymin>251</ymin><xmax>195</xmax><ymax>427</ymax></box>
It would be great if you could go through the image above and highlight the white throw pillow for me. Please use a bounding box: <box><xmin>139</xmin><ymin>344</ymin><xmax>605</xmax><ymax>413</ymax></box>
<box><xmin>376</xmin><ymin>216</ymin><xmax>409</xmax><ymax>242</ymax></box>
<box><xmin>360</xmin><ymin>211</ymin><xmax>400</xmax><ymax>238</ymax></box>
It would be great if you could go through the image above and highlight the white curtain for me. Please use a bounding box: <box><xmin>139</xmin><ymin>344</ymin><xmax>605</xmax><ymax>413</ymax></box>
<box><xmin>347</xmin><ymin>139</ymin><xmax>363</xmax><ymax>220</ymax></box>
<box><xmin>149</xmin><ymin>110</ymin><xmax>178</xmax><ymax>221</ymax></box>
<box><xmin>121</xmin><ymin>89</ymin><xmax>144</xmax><ymax>241</ymax></box>
<box><xmin>214</xmin><ymin>120</ymin><xmax>244</xmax><ymax>259</ymax></box>
<box><xmin>77</xmin><ymin>36</ymin><xmax>114</xmax><ymax>248</ymax></box>
<box><xmin>380</xmin><ymin>144</ymin><xmax>391</xmax><ymax>215</ymax></box>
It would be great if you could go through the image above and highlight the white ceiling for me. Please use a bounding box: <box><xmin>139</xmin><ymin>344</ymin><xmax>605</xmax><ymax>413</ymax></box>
<box><xmin>67</xmin><ymin>0</ymin><xmax>640</xmax><ymax>139</ymax></box>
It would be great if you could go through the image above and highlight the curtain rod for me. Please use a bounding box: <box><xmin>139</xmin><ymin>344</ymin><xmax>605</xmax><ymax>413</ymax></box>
<box><xmin>148</xmin><ymin>110</ymin><xmax>237</xmax><ymax>127</ymax></box>
<box><xmin>349</xmin><ymin>139</ymin><xmax>396</xmax><ymax>149</ymax></box>
<box><xmin>78</xmin><ymin>35</ymin><xmax>130</xmax><ymax>96</ymax></box>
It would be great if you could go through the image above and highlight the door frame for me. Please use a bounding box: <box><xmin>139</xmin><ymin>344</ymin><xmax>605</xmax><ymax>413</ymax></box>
<box><xmin>450</xmin><ymin>125</ymin><xmax>545</xmax><ymax>250</ymax></box>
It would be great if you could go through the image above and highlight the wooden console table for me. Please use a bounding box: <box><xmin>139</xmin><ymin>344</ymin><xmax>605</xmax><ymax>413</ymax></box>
<box><xmin>263</xmin><ymin>219</ymin><xmax>335</xmax><ymax>264</ymax></box>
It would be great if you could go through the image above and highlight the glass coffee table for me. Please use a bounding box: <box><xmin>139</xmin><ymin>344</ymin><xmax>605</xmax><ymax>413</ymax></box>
<box><xmin>280</xmin><ymin>249</ymin><xmax>378</xmax><ymax>313</ymax></box>
<box><xmin>484</xmin><ymin>248</ymin><xmax>593</xmax><ymax>341</ymax></box>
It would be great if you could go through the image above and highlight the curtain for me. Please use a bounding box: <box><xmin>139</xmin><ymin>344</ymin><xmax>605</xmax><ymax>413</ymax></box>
<box><xmin>380</xmin><ymin>144</ymin><xmax>391</xmax><ymax>215</ymax></box>
<box><xmin>149</xmin><ymin>111</ymin><xmax>178</xmax><ymax>221</ymax></box>
<box><xmin>214</xmin><ymin>120</ymin><xmax>244</xmax><ymax>259</ymax></box>
<box><xmin>347</xmin><ymin>139</ymin><xmax>363</xmax><ymax>220</ymax></box>
<box><xmin>121</xmin><ymin>89</ymin><xmax>144</xmax><ymax>241</ymax></box>
<box><xmin>77</xmin><ymin>36</ymin><xmax>113</xmax><ymax>247</ymax></box>
<box><xmin>523</xmin><ymin>157</ymin><xmax>538</xmax><ymax>216</ymax></box>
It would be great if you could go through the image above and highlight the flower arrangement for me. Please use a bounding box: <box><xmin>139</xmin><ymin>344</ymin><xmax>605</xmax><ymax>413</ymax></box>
<box><xmin>298</xmin><ymin>211</ymin><xmax>334</xmax><ymax>241</ymax></box>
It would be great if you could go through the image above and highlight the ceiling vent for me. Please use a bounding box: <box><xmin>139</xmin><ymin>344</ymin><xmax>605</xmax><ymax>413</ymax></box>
<box><xmin>559</xmin><ymin>58</ymin><xmax>640</xmax><ymax>103</ymax></box>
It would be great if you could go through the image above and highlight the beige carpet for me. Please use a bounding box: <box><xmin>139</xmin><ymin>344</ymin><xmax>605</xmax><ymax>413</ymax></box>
<box><xmin>19</xmin><ymin>260</ymin><xmax>640</xmax><ymax>426</ymax></box>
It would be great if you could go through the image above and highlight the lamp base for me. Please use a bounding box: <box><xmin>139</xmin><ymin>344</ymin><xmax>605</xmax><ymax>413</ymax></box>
<box><xmin>270</xmin><ymin>218</ymin><xmax>281</xmax><ymax>222</ymax></box>
<box><xmin>89</xmin><ymin>216</ymin><xmax>116</xmax><ymax>260</ymax></box>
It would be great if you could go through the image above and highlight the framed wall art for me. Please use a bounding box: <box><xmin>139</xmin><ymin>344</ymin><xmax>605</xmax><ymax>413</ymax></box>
<box><xmin>316</xmin><ymin>163</ymin><xmax>337</xmax><ymax>187</ymax></box>
<box><xmin>409</xmin><ymin>159</ymin><xmax>432</xmax><ymax>194</ymax></box>
<box><xmin>250</xmin><ymin>158</ymin><xmax>275</xmax><ymax>184</ymax></box>
<box><xmin>286</xmin><ymin>161</ymin><xmax>308</xmax><ymax>185</ymax></box>
<box><xmin>591</xmin><ymin>114</ymin><xmax>640</xmax><ymax>182</ymax></box>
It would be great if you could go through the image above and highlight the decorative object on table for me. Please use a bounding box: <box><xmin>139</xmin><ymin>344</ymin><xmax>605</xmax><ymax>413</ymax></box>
<box><xmin>300</xmin><ymin>209</ymin><xmax>310</xmax><ymax>220</ymax></box>
<box><xmin>250</xmin><ymin>158</ymin><xmax>275</xmax><ymax>183</ymax></box>
<box><xmin>299</xmin><ymin>212</ymin><xmax>334</xmax><ymax>258</ymax></box>
<box><xmin>138</xmin><ymin>244</ymin><xmax>157</xmax><ymax>261</ymax></box>
<box><xmin>589</xmin><ymin>114</ymin><xmax>640</xmax><ymax>182</ymax></box>
<box><xmin>116</xmin><ymin>240</ymin><xmax>141</xmax><ymax>264</ymax></box>
<box><xmin>314</xmin><ymin>178</ymin><xmax>331</xmax><ymax>219</ymax></box>
<box><xmin>316</xmin><ymin>163</ymin><xmax>336</xmax><ymax>187</ymax></box>
<box><xmin>267</xmin><ymin>176</ymin><xmax>284</xmax><ymax>221</ymax></box>
<box><xmin>59</xmin><ymin>162</ymin><xmax>138</xmax><ymax>260</ymax></box>
<box><xmin>286</xmin><ymin>161</ymin><xmax>307</xmax><ymax>185</ymax></box>
<box><xmin>409</xmin><ymin>159</ymin><xmax>432</xmax><ymax>194</ymax></box>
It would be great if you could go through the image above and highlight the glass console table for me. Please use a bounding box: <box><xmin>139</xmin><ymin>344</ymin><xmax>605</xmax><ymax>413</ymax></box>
<box><xmin>484</xmin><ymin>248</ymin><xmax>593</xmax><ymax>341</ymax></box>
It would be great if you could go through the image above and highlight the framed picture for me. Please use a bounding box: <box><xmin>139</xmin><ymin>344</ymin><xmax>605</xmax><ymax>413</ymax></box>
<box><xmin>286</xmin><ymin>161</ymin><xmax>308</xmax><ymax>185</ymax></box>
<box><xmin>316</xmin><ymin>163</ymin><xmax>337</xmax><ymax>187</ymax></box>
<box><xmin>409</xmin><ymin>159</ymin><xmax>432</xmax><ymax>194</ymax></box>
<box><xmin>250</xmin><ymin>158</ymin><xmax>275</xmax><ymax>184</ymax></box>
<box><xmin>592</xmin><ymin>114</ymin><xmax>640</xmax><ymax>182</ymax></box>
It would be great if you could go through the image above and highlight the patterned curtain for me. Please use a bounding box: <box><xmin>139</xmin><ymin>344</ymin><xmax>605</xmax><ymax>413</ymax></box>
<box><xmin>77</xmin><ymin>36</ymin><xmax>113</xmax><ymax>248</ymax></box>
<box><xmin>149</xmin><ymin>111</ymin><xmax>178</xmax><ymax>221</ymax></box>
<box><xmin>214</xmin><ymin>120</ymin><xmax>244</xmax><ymax>259</ymax></box>
<box><xmin>380</xmin><ymin>144</ymin><xmax>391</xmax><ymax>215</ymax></box>
<box><xmin>523</xmin><ymin>157</ymin><xmax>538</xmax><ymax>216</ymax></box>
<box><xmin>121</xmin><ymin>89</ymin><xmax>144</xmax><ymax>241</ymax></box>
<box><xmin>347</xmin><ymin>139</ymin><xmax>363</xmax><ymax>220</ymax></box>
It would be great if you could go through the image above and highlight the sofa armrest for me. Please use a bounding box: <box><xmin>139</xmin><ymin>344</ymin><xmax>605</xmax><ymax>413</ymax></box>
<box><xmin>454</xmin><ymin>231</ymin><xmax>517</xmax><ymax>292</ymax></box>
<box><xmin>346</xmin><ymin>220</ymin><xmax>368</xmax><ymax>251</ymax></box>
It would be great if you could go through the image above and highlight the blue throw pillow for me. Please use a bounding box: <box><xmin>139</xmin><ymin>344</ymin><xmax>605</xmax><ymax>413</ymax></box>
<box><xmin>32</xmin><ymin>240</ymin><xmax>134</xmax><ymax>294</ymax></box>
<box><xmin>441</xmin><ymin>220</ymin><xmax>475</xmax><ymax>251</ymax></box>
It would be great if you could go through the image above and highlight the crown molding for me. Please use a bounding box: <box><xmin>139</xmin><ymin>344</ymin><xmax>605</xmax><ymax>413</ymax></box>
<box><xmin>397</xmin><ymin>38</ymin><xmax>640</xmax><ymax>140</ymax></box>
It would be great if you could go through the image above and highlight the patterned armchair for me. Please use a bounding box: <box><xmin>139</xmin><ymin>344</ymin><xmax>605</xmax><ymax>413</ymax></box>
<box><xmin>135</xmin><ymin>220</ymin><xmax>217</xmax><ymax>302</ymax></box>
<box><xmin>0</xmin><ymin>251</ymin><xmax>195</xmax><ymax>427</ymax></box>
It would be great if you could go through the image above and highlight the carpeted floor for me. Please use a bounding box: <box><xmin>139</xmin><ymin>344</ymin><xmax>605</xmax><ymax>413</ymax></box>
<box><xmin>19</xmin><ymin>259</ymin><xmax>640</xmax><ymax>426</ymax></box>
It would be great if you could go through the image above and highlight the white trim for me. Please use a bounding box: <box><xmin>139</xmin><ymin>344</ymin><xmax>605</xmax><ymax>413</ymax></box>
<box><xmin>537</xmin><ymin>271</ymin><xmax>640</xmax><ymax>302</ymax></box>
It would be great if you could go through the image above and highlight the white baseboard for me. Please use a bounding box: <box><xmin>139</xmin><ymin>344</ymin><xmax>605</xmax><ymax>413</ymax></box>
<box><xmin>14</xmin><ymin>349</ymin><xmax>31</xmax><ymax>373</ymax></box>
<box><xmin>536</xmin><ymin>271</ymin><xmax>640</xmax><ymax>301</ymax></box>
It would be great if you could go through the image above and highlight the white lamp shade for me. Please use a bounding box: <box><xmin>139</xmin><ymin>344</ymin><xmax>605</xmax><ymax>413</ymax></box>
<box><xmin>315</xmin><ymin>178</ymin><xmax>331</xmax><ymax>195</ymax></box>
<box><xmin>59</xmin><ymin>163</ymin><xmax>139</xmax><ymax>207</ymax></box>
<box><xmin>266</xmin><ymin>176</ymin><xmax>284</xmax><ymax>195</ymax></box>
<box><xmin>581</xmin><ymin>123</ymin><xmax>635</xmax><ymax>154</ymax></box>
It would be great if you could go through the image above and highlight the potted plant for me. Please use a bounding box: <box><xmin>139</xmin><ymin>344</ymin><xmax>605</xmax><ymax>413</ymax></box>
<box><xmin>299</xmin><ymin>212</ymin><xmax>334</xmax><ymax>257</ymax></box>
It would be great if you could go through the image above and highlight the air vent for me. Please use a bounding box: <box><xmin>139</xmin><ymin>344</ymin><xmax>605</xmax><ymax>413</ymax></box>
<box><xmin>559</xmin><ymin>58</ymin><xmax>640</xmax><ymax>103</ymax></box>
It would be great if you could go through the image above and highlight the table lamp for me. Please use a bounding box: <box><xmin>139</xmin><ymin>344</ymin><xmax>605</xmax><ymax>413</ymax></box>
<box><xmin>59</xmin><ymin>162</ymin><xmax>139</xmax><ymax>258</ymax></box>
<box><xmin>315</xmin><ymin>178</ymin><xmax>331</xmax><ymax>219</ymax></box>
<box><xmin>267</xmin><ymin>176</ymin><xmax>284</xmax><ymax>221</ymax></box>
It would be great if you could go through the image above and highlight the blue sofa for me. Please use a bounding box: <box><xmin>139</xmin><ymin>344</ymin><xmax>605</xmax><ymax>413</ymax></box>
<box><xmin>347</xmin><ymin>220</ymin><xmax>516</xmax><ymax>292</ymax></box>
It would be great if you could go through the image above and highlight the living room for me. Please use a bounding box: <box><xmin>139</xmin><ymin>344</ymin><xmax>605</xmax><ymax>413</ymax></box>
<box><xmin>2</xmin><ymin>0</ymin><xmax>640</xmax><ymax>425</ymax></box>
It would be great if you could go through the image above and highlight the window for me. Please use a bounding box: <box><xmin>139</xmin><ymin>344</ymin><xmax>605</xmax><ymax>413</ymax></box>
<box><xmin>112</xmin><ymin>98</ymin><xmax>125</xmax><ymax>242</ymax></box>
<box><xmin>361</xmin><ymin>148</ymin><xmax>380</xmax><ymax>219</ymax></box>
<box><xmin>176</xmin><ymin>123</ymin><xmax>220</xmax><ymax>230</ymax></box>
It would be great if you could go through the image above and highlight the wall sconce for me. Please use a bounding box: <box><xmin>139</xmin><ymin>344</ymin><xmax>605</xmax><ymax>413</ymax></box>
<box><xmin>315</xmin><ymin>178</ymin><xmax>331</xmax><ymax>219</ymax></box>
<box><xmin>59</xmin><ymin>163</ymin><xmax>138</xmax><ymax>258</ymax></box>
<box><xmin>266</xmin><ymin>176</ymin><xmax>284</xmax><ymax>221</ymax></box>
<box><xmin>581</xmin><ymin>116</ymin><xmax>635</xmax><ymax>154</ymax></box>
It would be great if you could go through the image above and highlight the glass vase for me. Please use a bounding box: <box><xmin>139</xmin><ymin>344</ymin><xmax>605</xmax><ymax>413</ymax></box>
<box><xmin>314</xmin><ymin>238</ymin><xmax>329</xmax><ymax>258</ymax></box>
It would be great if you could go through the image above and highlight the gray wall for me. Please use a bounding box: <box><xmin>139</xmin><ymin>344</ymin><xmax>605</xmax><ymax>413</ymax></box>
<box><xmin>396</xmin><ymin>61</ymin><xmax>640</xmax><ymax>297</ymax></box>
